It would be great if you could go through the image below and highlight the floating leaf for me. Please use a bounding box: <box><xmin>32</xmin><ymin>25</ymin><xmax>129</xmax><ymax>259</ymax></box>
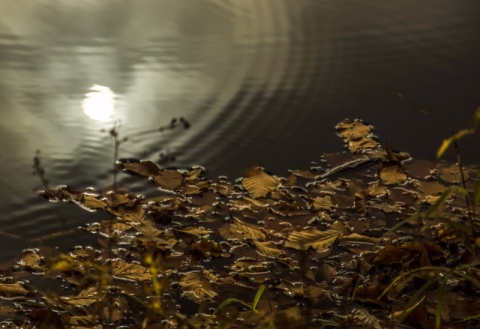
<box><xmin>219</xmin><ymin>217</ymin><xmax>267</xmax><ymax>241</ymax></box>
<box><xmin>110</xmin><ymin>260</ymin><xmax>152</xmax><ymax>282</ymax></box>
<box><xmin>179</xmin><ymin>271</ymin><xmax>217</xmax><ymax>304</ymax></box>
<box><xmin>0</xmin><ymin>283</ymin><xmax>29</xmax><ymax>298</ymax></box>
<box><xmin>191</xmin><ymin>237</ymin><xmax>223</xmax><ymax>257</ymax></box>
<box><xmin>60</xmin><ymin>286</ymin><xmax>103</xmax><ymax>306</ymax></box>
<box><xmin>438</xmin><ymin>163</ymin><xmax>464</xmax><ymax>183</ymax></box>
<box><xmin>379</xmin><ymin>163</ymin><xmax>407</xmax><ymax>185</ymax></box>
<box><xmin>122</xmin><ymin>160</ymin><xmax>160</xmax><ymax>177</ymax></box>
<box><xmin>349</xmin><ymin>308</ymin><xmax>382</xmax><ymax>329</ymax></box>
<box><xmin>253</xmin><ymin>240</ymin><xmax>284</xmax><ymax>257</ymax></box>
<box><xmin>153</xmin><ymin>169</ymin><xmax>183</xmax><ymax>190</ymax></box>
<box><xmin>82</xmin><ymin>194</ymin><xmax>107</xmax><ymax>209</ymax></box>
<box><xmin>311</xmin><ymin>196</ymin><xmax>335</xmax><ymax>211</ymax></box>
<box><xmin>242</xmin><ymin>166</ymin><xmax>279</xmax><ymax>198</ymax></box>
<box><xmin>18</xmin><ymin>249</ymin><xmax>44</xmax><ymax>271</ymax></box>
<box><xmin>284</xmin><ymin>227</ymin><xmax>340</xmax><ymax>251</ymax></box>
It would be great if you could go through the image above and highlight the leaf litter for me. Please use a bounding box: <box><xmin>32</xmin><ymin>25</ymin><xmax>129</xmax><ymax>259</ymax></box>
<box><xmin>2</xmin><ymin>119</ymin><xmax>480</xmax><ymax>328</ymax></box>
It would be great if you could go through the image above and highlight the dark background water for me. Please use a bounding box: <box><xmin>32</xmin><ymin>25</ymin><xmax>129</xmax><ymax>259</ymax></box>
<box><xmin>1</xmin><ymin>0</ymin><xmax>479</xmax><ymax>264</ymax></box>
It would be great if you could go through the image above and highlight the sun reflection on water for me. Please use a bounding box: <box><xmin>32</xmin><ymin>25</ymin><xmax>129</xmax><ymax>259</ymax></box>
<box><xmin>81</xmin><ymin>84</ymin><xmax>116</xmax><ymax>122</ymax></box>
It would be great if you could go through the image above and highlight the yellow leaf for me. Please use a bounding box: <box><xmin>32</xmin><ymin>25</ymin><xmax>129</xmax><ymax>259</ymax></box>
<box><xmin>242</xmin><ymin>166</ymin><xmax>279</xmax><ymax>198</ymax></box>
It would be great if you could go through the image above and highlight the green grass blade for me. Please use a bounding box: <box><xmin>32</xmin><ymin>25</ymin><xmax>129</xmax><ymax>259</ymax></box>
<box><xmin>251</xmin><ymin>284</ymin><xmax>265</xmax><ymax>311</ymax></box>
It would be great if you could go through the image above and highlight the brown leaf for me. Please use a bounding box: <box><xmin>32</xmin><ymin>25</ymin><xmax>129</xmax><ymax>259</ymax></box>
<box><xmin>82</xmin><ymin>194</ymin><xmax>108</xmax><ymax>209</ymax></box>
<box><xmin>191</xmin><ymin>237</ymin><xmax>223</xmax><ymax>257</ymax></box>
<box><xmin>253</xmin><ymin>240</ymin><xmax>284</xmax><ymax>258</ymax></box>
<box><xmin>438</xmin><ymin>163</ymin><xmax>464</xmax><ymax>183</ymax></box>
<box><xmin>311</xmin><ymin>196</ymin><xmax>335</xmax><ymax>211</ymax></box>
<box><xmin>122</xmin><ymin>160</ymin><xmax>160</xmax><ymax>177</ymax></box>
<box><xmin>379</xmin><ymin>163</ymin><xmax>407</xmax><ymax>185</ymax></box>
<box><xmin>0</xmin><ymin>283</ymin><xmax>29</xmax><ymax>298</ymax></box>
<box><xmin>18</xmin><ymin>249</ymin><xmax>44</xmax><ymax>271</ymax></box>
<box><xmin>389</xmin><ymin>295</ymin><xmax>427</xmax><ymax>327</ymax></box>
<box><xmin>218</xmin><ymin>217</ymin><xmax>267</xmax><ymax>241</ymax></box>
<box><xmin>371</xmin><ymin>245</ymin><xmax>407</xmax><ymax>264</ymax></box>
<box><xmin>242</xmin><ymin>166</ymin><xmax>279</xmax><ymax>198</ymax></box>
<box><xmin>179</xmin><ymin>271</ymin><xmax>217</xmax><ymax>304</ymax></box>
<box><xmin>153</xmin><ymin>169</ymin><xmax>183</xmax><ymax>190</ymax></box>
<box><xmin>60</xmin><ymin>286</ymin><xmax>103</xmax><ymax>306</ymax></box>
<box><xmin>284</xmin><ymin>227</ymin><xmax>340</xmax><ymax>251</ymax></box>
<box><xmin>110</xmin><ymin>260</ymin><xmax>152</xmax><ymax>282</ymax></box>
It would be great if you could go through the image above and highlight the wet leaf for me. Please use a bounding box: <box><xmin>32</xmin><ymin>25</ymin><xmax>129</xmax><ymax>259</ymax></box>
<box><xmin>110</xmin><ymin>260</ymin><xmax>152</xmax><ymax>282</ymax></box>
<box><xmin>284</xmin><ymin>227</ymin><xmax>340</xmax><ymax>251</ymax></box>
<box><xmin>348</xmin><ymin>308</ymin><xmax>382</xmax><ymax>329</ymax></box>
<box><xmin>100</xmin><ymin>296</ymin><xmax>128</xmax><ymax>323</ymax></box>
<box><xmin>371</xmin><ymin>245</ymin><xmax>407</xmax><ymax>264</ymax></box>
<box><xmin>242</xmin><ymin>166</ymin><xmax>279</xmax><ymax>198</ymax></box>
<box><xmin>438</xmin><ymin>163</ymin><xmax>464</xmax><ymax>183</ymax></box>
<box><xmin>122</xmin><ymin>160</ymin><xmax>160</xmax><ymax>177</ymax></box>
<box><xmin>60</xmin><ymin>286</ymin><xmax>103</xmax><ymax>306</ymax></box>
<box><xmin>153</xmin><ymin>169</ymin><xmax>183</xmax><ymax>190</ymax></box>
<box><xmin>179</xmin><ymin>271</ymin><xmax>217</xmax><ymax>304</ymax></box>
<box><xmin>311</xmin><ymin>196</ymin><xmax>335</xmax><ymax>211</ymax></box>
<box><xmin>219</xmin><ymin>217</ymin><xmax>267</xmax><ymax>241</ymax></box>
<box><xmin>379</xmin><ymin>163</ymin><xmax>407</xmax><ymax>185</ymax></box>
<box><xmin>253</xmin><ymin>240</ymin><xmax>284</xmax><ymax>258</ymax></box>
<box><xmin>18</xmin><ymin>249</ymin><xmax>44</xmax><ymax>271</ymax></box>
<box><xmin>389</xmin><ymin>295</ymin><xmax>427</xmax><ymax>327</ymax></box>
<box><xmin>82</xmin><ymin>194</ymin><xmax>107</xmax><ymax>209</ymax></box>
<box><xmin>0</xmin><ymin>283</ymin><xmax>29</xmax><ymax>298</ymax></box>
<box><xmin>191</xmin><ymin>237</ymin><xmax>223</xmax><ymax>257</ymax></box>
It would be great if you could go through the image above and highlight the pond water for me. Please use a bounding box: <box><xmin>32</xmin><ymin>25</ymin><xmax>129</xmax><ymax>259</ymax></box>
<box><xmin>1</xmin><ymin>0</ymin><xmax>479</xmax><ymax>264</ymax></box>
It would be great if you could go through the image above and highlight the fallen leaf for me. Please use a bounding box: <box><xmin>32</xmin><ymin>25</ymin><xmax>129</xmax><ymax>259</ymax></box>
<box><xmin>110</xmin><ymin>260</ymin><xmax>152</xmax><ymax>282</ymax></box>
<box><xmin>179</xmin><ymin>271</ymin><xmax>217</xmax><ymax>304</ymax></box>
<box><xmin>0</xmin><ymin>283</ymin><xmax>29</xmax><ymax>298</ymax></box>
<box><xmin>253</xmin><ymin>240</ymin><xmax>284</xmax><ymax>258</ymax></box>
<box><xmin>379</xmin><ymin>163</ymin><xmax>407</xmax><ymax>185</ymax></box>
<box><xmin>284</xmin><ymin>227</ymin><xmax>341</xmax><ymax>251</ymax></box>
<box><xmin>122</xmin><ymin>160</ymin><xmax>160</xmax><ymax>177</ymax></box>
<box><xmin>153</xmin><ymin>169</ymin><xmax>183</xmax><ymax>190</ymax></box>
<box><xmin>242</xmin><ymin>166</ymin><xmax>279</xmax><ymax>198</ymax></box>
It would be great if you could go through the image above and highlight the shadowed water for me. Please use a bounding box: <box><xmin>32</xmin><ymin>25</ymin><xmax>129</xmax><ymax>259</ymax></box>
<box><xmin>0</xmin><ymin>0</ymin><xmax>479</xmax><ymax>263</ymax></box>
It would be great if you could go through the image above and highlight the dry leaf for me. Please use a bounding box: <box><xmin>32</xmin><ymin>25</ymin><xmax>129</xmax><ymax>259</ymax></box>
<box><xmin>242</xmin><ymin>166</ymin><xmax>279</xmax><ymax>198</ymax></box>
<box><xmin>311</xmin><ymin>196</ymin><xmax>335</xmax><ymax>211</ymax></box>
<box><xmin>82</xmin><ymin>194</ymin><xmax>107</xmax><ymax>209</ymax></box>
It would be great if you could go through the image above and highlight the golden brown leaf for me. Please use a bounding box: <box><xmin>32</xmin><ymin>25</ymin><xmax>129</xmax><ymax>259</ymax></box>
<box><xmin>122</xmin><ymin>160</ymin><xmax>160</xmax><ymax>177</ymax></box>
<box><xmin>153</xmin><ymin>169</ymin><xmax>183</xmax><ymax>190</ymax></box>
<box><xmin>218</xmin><ymin>217</ymin><xmax>267</xmax><ymax>241</ymax></box>
<box><xmin>311</xmin><ymin>196</ymin><xmax>335</xmax><ymax>211</ymax></box>
<box><xmin>82</xmin><ymin>194</ymin><xmax>107</xmax><ymax>209</ymax></box>
<box><xmin>179</xmin><ymin>271</ymin><xmax>217</xmax><ymax>304</ymax></box>
<box><xmin>0</xmin><ymin>283</ymin><xmax>29</xmax><ymax>298</ymax></box>
<box><xmin>253</xmin><ymin>240</ymin><xmax>284</xmax><ymax>257</ymax></box>
<box><xmin>60</xmin><ymin>286</ymin><xmax>103</xmax><ymax>306</ymax></box>
<box><xmin>379</xmin><ymin>163</ymin><xmax>407</xmax><ymax>185</ymax></box>
<box><xmin>284</xmin><ymin>227</ymin><xmax>340</xmax><ymax>251</ymax></box>
<box><xmin>242</xmin><ymin>166</ymin><xmax>279</xmax><ymax>198</ymax></box>
<box><xmin>110</xmin><ymin>260</ymin><xmax>152</xmax><ymax>282</ymax></box>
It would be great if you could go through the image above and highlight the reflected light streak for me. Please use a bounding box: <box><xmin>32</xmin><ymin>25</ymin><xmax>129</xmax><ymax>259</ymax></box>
<box><xmin>81</xmin><ymin>85</ymin><xmax>116</xmax><ymax>122</ymax></box>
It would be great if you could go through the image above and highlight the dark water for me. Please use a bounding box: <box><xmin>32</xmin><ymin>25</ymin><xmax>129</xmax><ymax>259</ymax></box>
<box><xmin>1</xmin><ymin>0</ymin><xmax>479</xmax><ymax>263</ymax></box>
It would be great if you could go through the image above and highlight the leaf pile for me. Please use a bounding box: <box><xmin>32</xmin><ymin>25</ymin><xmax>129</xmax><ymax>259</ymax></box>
<box><xmin>2</xmin><ymin>119</ymin><xmax>480</xmax><ymax>328</ymax></box>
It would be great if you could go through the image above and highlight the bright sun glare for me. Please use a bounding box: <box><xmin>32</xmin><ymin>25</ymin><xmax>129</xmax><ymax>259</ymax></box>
<box><xmin>81</xmin><ymin>85</ymin><xmax>116</xmax><ymax>122</ymax></box>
